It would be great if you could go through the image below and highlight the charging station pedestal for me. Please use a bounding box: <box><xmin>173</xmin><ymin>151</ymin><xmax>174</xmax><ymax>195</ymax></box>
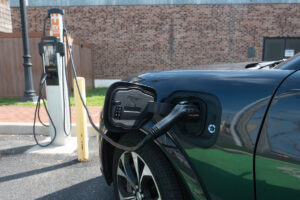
<box><xmin>42</xmin><ymin>9</ymin><xmax>70</xmax><ymax>146</ymax></box>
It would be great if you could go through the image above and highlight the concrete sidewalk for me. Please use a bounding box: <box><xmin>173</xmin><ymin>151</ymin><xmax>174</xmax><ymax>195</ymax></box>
<box><xmin>0</xmin><ymin>106</ymin><xmax>103</xmax><ymax>136</ymax></box>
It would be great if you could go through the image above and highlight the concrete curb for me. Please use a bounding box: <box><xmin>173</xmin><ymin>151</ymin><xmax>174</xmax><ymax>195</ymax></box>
<box><xmin>0</xmin><ymin>122</ymin><xmax>99</xmax><ymax>137</ymax></box>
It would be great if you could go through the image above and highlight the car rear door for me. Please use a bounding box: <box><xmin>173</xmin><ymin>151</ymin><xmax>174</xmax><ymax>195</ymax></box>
<box><xmin>255</xmin><ymin>70</ymin><xmax>300</xmax><ymax>199</ymax></box>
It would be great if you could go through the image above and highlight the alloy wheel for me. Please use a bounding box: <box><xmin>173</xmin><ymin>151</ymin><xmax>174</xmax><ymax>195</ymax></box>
<box><xmin>117</xmin><ymin>151</ymin><xmax>162</xmax><ymax>200</ymax></box>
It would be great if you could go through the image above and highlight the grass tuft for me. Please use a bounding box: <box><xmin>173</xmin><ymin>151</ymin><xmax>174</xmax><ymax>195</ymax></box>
<box><xmin>0</xmin><ymin>88</ymin><xmax>107</xmax><ymax>107</ymax></box>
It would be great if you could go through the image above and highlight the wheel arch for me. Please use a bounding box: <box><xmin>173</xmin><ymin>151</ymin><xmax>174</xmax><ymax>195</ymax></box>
<box><xmin>99</xmin><ymin>131</ymin><xmax>194</xmax><ymax>199</ymax></box>
<box><xmin>99</xmin><ymin>131</ymin><xmax>120</xmax><ymax>185</ymax></box>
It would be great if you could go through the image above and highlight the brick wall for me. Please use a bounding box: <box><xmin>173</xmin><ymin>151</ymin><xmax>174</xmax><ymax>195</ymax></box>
<box><xmin>0</xmin><ymin>0</ymin><xmax>12</xmax><ymax>33</ymax></box>
<box><xmin>10</xmin><ymin>4</ymin><xmax>300</xmax><ymax>79</ymax></box>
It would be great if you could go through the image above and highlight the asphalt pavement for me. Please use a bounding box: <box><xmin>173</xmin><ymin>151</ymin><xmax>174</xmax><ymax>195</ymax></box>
<box><xmin>0</xmin><ymin>134</ymin><xmax>115</xmax><ymax>200</ymax></box>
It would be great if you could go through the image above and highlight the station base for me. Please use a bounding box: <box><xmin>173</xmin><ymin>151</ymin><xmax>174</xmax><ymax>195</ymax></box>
<box><xmin>26</xmin><ymin>137</ymin><xmax>78</xmax><ymax>154</ymax></box>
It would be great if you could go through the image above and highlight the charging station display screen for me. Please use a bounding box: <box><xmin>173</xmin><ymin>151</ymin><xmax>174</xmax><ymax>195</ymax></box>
<box><xmin>42</xmin><ymin>42</ymin><xmax>59</xmax><ymax>85</ymax></box>
<box><xmin>43</xmin><ymin>44</ymin><xmax>57</xmax><ymax>67</ymax></box>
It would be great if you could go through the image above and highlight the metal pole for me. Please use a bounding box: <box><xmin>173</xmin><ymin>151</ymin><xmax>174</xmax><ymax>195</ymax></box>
<box><xmin>20</xmin><ymin>0</ymin><xmax>38</xmax><ymax>102</ymax></box>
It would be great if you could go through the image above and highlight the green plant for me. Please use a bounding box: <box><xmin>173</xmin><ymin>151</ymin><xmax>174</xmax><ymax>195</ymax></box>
<box><xmin>0</xmin><ymin>88</ymin><xmax>107</xmax><ymax>106</ymax></box>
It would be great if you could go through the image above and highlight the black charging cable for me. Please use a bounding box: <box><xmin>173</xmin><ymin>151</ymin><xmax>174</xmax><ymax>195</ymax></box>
<box><xmin>37</xmin><ymin>74</ymin><xmax>49</xmax><ymax>127</ymax></box>
<box><xmin>65</xmin><ymin>27</ymin><xmax>200</xmax><ymax>151</ymax></box>
<box><xmin>33</xmin><ymin>73</ymin><xmax>57</xmax><ymax>147</ymax></box>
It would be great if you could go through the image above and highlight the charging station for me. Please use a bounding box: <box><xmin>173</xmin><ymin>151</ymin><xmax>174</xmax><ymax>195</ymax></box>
<box><xmin>38</xmin><ymin>9</ymin><xmax>71</xmax><ymax>146</ymax></box>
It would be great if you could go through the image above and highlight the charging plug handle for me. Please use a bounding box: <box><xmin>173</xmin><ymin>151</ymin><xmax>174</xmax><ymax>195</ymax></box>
<box><xmin>40</xmin><ymin>73</ymin><xmax>48</xmax><ymax>86</ymax></box>
<box><xmin>138</xmin><ymin>101</ymin><xmax>200</xmax><ymax>149</ymax></box>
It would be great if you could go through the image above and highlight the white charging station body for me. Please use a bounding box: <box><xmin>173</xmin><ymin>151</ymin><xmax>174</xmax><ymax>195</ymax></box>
<box><xmin>42</xmin><ymin>11</ymin><xmax>71</xmax><ymax>145</ymax></box>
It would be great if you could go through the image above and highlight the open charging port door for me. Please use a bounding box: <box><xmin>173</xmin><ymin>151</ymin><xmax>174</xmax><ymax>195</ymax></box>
<box><xmin>103</xmin><ymin>82</ymin><xmax>156</xmax><ymax>133</ymax></box>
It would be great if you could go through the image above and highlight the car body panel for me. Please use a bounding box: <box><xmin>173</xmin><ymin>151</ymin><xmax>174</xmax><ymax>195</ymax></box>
<box><xmin>128</xmin><ymin>70</ymin><xmax>293</xmax><ymax>199</ymax></box>
<box><xmin>275</xmin><ymin>53</ymin><xmax>300</xmax><ymax>70</ymax></box>
<box><xmin>255</xmin><ymin>70</ymin><xmax>300</xmax><ymax>200</ymax></box>
<box><xmin>100</xmin><ymin>69</ymin><xmax>294</xmax><ymax>200</ymax></box>
<box><xmin>143</xmin><ymin>123</ymin><xmax>208</xmax><ymax>200</ymax></box>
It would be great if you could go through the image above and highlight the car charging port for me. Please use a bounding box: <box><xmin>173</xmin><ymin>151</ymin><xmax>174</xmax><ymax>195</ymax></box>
<box><xmin>138</xmin><ymin>101</ymin><xmax>201</xmax><ymax>149</ymax></box>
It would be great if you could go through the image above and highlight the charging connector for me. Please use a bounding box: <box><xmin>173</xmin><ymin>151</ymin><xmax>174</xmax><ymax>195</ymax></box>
<box><xmin>149</xmin><ymin>101</ymin><xmax>200</xmax><ymax>139</ymax></box>
<box><xmin>136</xmin><ymin>102</ymin><xmax>200</xmax><ymax>150</ymax></box>
<box><xmin>40</xmin><ymin>73</ymin><xmax>48</xmax><ymax>85</ymax></box>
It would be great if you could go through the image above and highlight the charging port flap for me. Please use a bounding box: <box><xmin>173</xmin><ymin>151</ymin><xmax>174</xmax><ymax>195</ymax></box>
<box><xmin>103</xmin><ymin>82</ymin><xmax>156</xmax><ymax>132</ymax></box>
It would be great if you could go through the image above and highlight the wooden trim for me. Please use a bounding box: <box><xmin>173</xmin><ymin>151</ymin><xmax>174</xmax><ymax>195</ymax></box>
<box><xmin>71</xmin><ymin>39</ymin><xmax>92</xmax><ymax>48</ymax></box>
<box><xmin>0</xmin><ymin>32</ymin><xmax>92</xmax><ymax>48</ymax></box>
<box><xmin>0</xmin><ymin>32</ymin><xmax>43</xmax><ymax>38</ymax></box>
<box><xmin>0</xmin><ymin>33</ymin><xmax>93</xmax><ymax>97</ymax></box>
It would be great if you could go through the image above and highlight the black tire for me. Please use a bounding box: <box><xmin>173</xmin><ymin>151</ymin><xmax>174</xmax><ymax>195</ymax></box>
<box><xmin>112</xmin><ymin>132</ymin><xmax>184</xmax><ymax>200</ymax></box>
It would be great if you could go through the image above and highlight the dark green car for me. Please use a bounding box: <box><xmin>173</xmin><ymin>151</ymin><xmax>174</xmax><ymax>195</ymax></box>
<box><xmin>98</xmin><ymin>55</ymin><xmax>300</xmax><ymax>200</ymax></box>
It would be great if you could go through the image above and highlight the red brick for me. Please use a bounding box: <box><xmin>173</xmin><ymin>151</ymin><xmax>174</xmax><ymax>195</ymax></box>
<box><xmin>10</xmin><ymin>4</ymin><xmax>300</xmax><ymax>79</ymax></box>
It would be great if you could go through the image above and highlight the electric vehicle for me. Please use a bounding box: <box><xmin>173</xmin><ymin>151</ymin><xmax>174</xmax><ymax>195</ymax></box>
<box><xmin>98</xmin><ymin>54</ymin><xmax>300</xmax><ymax>200</ymax></box>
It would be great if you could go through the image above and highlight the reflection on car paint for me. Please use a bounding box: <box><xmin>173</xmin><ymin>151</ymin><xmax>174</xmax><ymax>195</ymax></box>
<box><xmin>157</xmin><ymin>132</ymin><xmax>206</xmax><ymax>200</ymax></box>
<box><xmin>256</xmin><ymin>71</ymin><xmax>300</xmax><ymax>200</ymax></box>
<box><xmin>141</xmin><ymin>120</ymin><xmax>206</xmax><ymax>200</ymax></box>
<box><xmin>278</xmin><ymin>167</ymin><xmax>300</xmax><ymax>179</ymax></box>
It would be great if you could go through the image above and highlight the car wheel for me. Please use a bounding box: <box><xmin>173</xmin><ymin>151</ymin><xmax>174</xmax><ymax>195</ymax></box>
<box><xmin>112</xmin><ymin>132</ymin><xmax>184</xmax><ymax>200</ymax></box>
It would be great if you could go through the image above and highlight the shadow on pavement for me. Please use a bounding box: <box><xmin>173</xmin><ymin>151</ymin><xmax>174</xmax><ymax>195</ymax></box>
<box><xmin>37</xmin><ymin>176</ymin><xmax>115</xmax><ymax>200</ymax></box>
<box><xmin>0</xmin><ymin>144</ymin><xmax>35</xmax><ymax>156</ymax></box>
<box><xmin>0</xmin><ymin>159</ymin><xmax>79</xmax><ymax>183</ymax></box>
